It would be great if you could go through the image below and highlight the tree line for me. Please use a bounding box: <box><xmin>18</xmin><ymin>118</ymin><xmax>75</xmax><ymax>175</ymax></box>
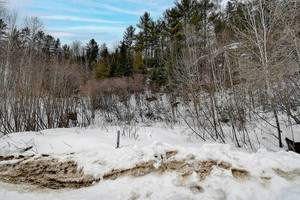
<box><xmin>0</xmin><ymin>0</ymin><xmax>299</xmax><ymax>150</ymax></box>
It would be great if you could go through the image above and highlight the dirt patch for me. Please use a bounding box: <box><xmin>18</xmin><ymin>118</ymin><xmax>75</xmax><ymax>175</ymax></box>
<box><xmin>190</xmin><ymin>185</ymin><xmax>204</xmax><ymax>194</ymax></box>
<box><xmin>218</xmin><ymin>161</ymin><xmax>232</xmax><ymax>170</ymax></box>
<box><xmin>273</xmin><ymin>169</ymin><xmax>300</xmax><ymax>181</ymax></box>
<box><xmin>0</xmin><ymin>155</ymin><xmax>15</xmax><ymax>161</ymax></box>
<box><xmin>103</xmin><ymin>158</ymin><xmax>217</xmax><ymax>182</ymax></box>
<box><xmin>194</xmin><ymin>160</ymin><xmax>218</xmax><ymax>180</ymax></box>
<box><xmin>260</xmin><ymin>176</ymin><xmax>272</xmax><ymax>181</ymax></box>
<box><xmin>274</xmin><ymin>169</ymin><xmax>290</xmax><ymax>180</ymax></box>
<box><xmin>166</xmin><ymin>150</ymin><xmax>178</xmax><ymax>159</ymax></box>
<box><xmin>231</xmin><ymin>168</ymin><xmax>250</xmax><ymax>180</ymax></box>
<box><xmin>103</xmin><ymin>160</ymin><xmax>157</xmax><ymax>180</ymax></box>
<box><xmin>0</xmin><ymin>151</ymin><xmax>252</xmax><ymax>190</ymax></box>
<box><xmin>0</xmin><ymin>155</ymin><xmax>97</xmax><ymax>189</ymax></box>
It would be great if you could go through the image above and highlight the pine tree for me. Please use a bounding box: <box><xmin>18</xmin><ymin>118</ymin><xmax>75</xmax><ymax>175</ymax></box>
<box><xmin>62</xmin><ymin>44</ymin><xmax>71</xmax><ymax>60</ymax></box>
<box><xmin>95</xmin><ymin>62</ymin><xmax>109</xmax><ymax>79</ymax></box>
<box><xmin>20</xmin><ymin>27</ymin><xmax>30</xmax><ymax>48</ymax></box>
<box><xmin>137</xmin><ymin>12</ymin><xmax>153</xmax><ymax>67</ymax></box>
<box><xmin>99</xmin><ymin>43</ymin><xmax>110</xmax><ymax>67</ymax></box>
<box><xmin>42</xmin><ymin>34</ymin><xmax>56</xmax><ymax>56</ymax></box>
<box><xmin>123</xmin><ymin>25</ymin><xmax>136</xmax><ymax>50</ymax></box>
<box><xmin>86</xmin><ymin>39</ymin><xmax>99</xmax><ymax>71</ymax></box>
<box><xmin>110</xmin><ymin>49</ymin><xmax>120</xmax><ymax>77</ymax></box>
<box><xmin>133</xmin><ymin>52</ymin><xmax>146</xmax><ymax>74</ymax></box>
<box><xmin>54</xmin><ymin>38</ymin><xmax>61</xmax><ymax>56</ymax></box>
<box><xmin>225</xmin><ymin>0</ymin><xmax>246</xmax><ymax>37</ymax></box>
<box><xmin>119</xmin><ymin>41</ymin><xmax>132</xmax><ymax>77</ymax></box>
<box><xmin>34</xmin><ymin>30</ymin><xmax>45</xmax><ymax>50</ymax></box>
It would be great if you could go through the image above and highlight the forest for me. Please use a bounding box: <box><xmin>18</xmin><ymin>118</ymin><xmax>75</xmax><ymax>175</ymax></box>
<box><xmin>0</xmin><ymin>0</ymin><xmax>299</xmax><ymax>150</ymax></box>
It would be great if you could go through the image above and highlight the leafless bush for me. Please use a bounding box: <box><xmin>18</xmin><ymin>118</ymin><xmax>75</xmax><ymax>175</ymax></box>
<box><xmin>0</xmin><ymin>45</ymin><xmax>91</xmax><ymax>134</ymax></box>
<box><xmin>81</xmin><ymin>75</ymin><xmax>146</xmax><ymax>123</ymax></box>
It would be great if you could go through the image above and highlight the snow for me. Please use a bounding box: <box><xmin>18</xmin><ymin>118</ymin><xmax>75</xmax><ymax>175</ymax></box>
<box><xmin>0</xmin><ymin>124</ymin><xmax>300</xmax><ymax>200</ymax></box>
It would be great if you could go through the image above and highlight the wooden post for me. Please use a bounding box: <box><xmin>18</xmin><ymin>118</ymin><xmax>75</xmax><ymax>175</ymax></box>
<box><xmin>116</xmin><ymin>130</ymin><xmax>120</xmax><ymax>148</ymax></box>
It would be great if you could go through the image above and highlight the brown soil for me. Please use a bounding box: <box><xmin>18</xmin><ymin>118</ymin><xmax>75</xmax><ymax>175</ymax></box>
<box><xmin>103</xmin><ymin>151</ymin><xmax>218</xmax><ymax>182</ymax></box>
<box><xmin>0</xmin><ymin>155</ymin><xmax>97</xmax><ymax>189</ymax></box>
<box><xmin>231</xmin><ymin>168</ymin><xmax>250</xmax><ymax>180</ymax></box>
<box><xmin>0</xmin><ymin>155</ymin><xmax>15</xmax><ymax>161</ymax></box>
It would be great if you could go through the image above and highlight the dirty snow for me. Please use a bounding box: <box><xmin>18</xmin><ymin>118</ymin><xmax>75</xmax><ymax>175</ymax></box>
<box><xmin>0</xmin><ymin>125</ymin><xmax>300</xmax><ymax>200</ymax></box>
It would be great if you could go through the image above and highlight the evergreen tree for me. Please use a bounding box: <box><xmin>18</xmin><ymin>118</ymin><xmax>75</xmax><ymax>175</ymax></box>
<box><xmin>42</xmin><ymin>34</ymin><xmax>56</xmax><ymax>56</ymax></box>
<box><xmin>20</xmin><ymin>27</ymin><xmax>30</xmax><ymax>48</ymax></box>
<box><xmin>99</xmin><ymin>43</ymin><xmax>109</xmax><ymax>60</ymax></box>
<box><xmin>123</xmin><ymin>25</ymin><xmax>136</xmax><ymax>50</ymax></box>
<box><xmin>164</xmin><ymin>7</ymin><xmax>184</xmax><ymax>41</ymax></box>
<box><xmin>197</xmin><ymin>0</ymin><xmax>221</xmax><ymax>47</ymax></box>
<box><xmin>225</xmin><ymin>0</ymin><xmax>246</xmax><ymax>37</ymax></box>
<box><xmin>150</xmin><ymin>67</ymin><xmax>167</xmax><ymax>86</ymax></box>
<box><xmin>86</xmin><ymin>39</ymin><xmax>99</xmax><ymax>71</ymax></box>
<box><xmin>34</xmin><ymin>30</ymin><xmax>45</xmax><ymax>50</ymax></box>
<box><xmin>119</xmin><ymin>41</ymin><xmax>132</xmax><ymax>77</ymax></box>
<box><xmin>137</xmin><ymin>12</ymin><xmax>153</xmax><ymax>67</ymax></box>
<box><xmin>62</xmin><ymin>44</ymin><xmax>71</xmax><ymax>60</ymax></box>
<box><xmin>99</xmin><ymin>43</ymin><xmax>110</xmax><ymax>67</ymax></box>
<box><xmin>54</xmin><ymin>38</ymin><xmax>61</xmax><ymax>56</ymax></box>
<box><xmin>133</xmin><ymin>52</ymin><xmax>146</xmax><ymax>74</ymax></box>
<box><xmin>175</xmin><ymin>0</ymin><xmax>195</xmax><ymax>24</ymax></box>
<box><xmin>109</xmin><ymin>49</ymin><xmax>120</xmax><ymax>77</ymax></box>
<box><xmin>95</xmin><ymin>62</ymin><xmax>109</xmax><ymax>79</ymax></box>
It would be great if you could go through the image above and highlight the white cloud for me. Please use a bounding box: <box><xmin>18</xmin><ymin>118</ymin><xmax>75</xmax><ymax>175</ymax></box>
<box><xmin>45</xmin><ymin>29</ymin><xmax>122</xmax><ymax>49</ymax></box>
<box><xmin>95</xmin><ymin>3</ymin><xmax>143</xmax><ymax>16</ymax></box>
<box><xmin>40</xmin><ymin>15</ymin><xmax>121</xmax><ymax>24</ymax></box>
<box><xmin>47</xmin><ymin>31</ymin><xmax>77</xmax><ymax>37</ymax></box>
<box><xmin>125</xmin><ymin>0</ymin><xmax>164</xmax><ymax>6</ymax></box>
<box><xmin>67</xmin><ymin>26</ymin><xmax>125</xmax><ymax>32</ymax></box>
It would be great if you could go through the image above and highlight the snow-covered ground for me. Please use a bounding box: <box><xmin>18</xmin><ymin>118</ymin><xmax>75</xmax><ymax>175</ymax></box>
<box><xmin>0</xmin><ymin>124</ymin><xmax>300</xmax><ymax>200</ymax></box>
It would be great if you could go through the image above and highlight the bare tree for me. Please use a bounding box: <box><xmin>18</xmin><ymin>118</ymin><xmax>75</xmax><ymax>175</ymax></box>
<box><xmin>234</xmin><ymin>0</ymin><xmax>299</xmax><ymax>148</ymax></box>
<box><xmin>71</xmin><ymin>40</ymin><xmax>82</xmax><ymax>58</ymax></box>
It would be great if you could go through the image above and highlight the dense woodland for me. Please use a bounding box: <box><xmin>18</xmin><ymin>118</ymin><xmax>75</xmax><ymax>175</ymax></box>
<box><xmin>0</xmin><ymin>0</ymin><xmax>299</xmax><ymax>150</ymax></box>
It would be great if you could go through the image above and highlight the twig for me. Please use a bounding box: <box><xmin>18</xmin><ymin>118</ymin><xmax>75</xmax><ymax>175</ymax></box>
<box><xmin>63</xmin><ymin>141</ymin><xmax>72</xmax><ymax>148</ymax></box>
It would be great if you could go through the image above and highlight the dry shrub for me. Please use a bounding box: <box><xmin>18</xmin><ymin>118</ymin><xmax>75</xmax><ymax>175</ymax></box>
<box><xmin>149</xmin><ymin>82</ymin><xmax>161</xmax><ymax>93</ymax></box>
<box><xmin>80</xmin><ymin>75</ymin><xmax>146</xmax><ymax>122</ymax></box>
<box><xmin>0</xmin><ymin>48</ymin><xmax>87</xmax><ymax>134</ymax></box>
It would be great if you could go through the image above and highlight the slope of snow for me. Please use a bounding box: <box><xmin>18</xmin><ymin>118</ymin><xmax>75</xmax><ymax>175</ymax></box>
<box><xmin>0</xmin><ymin>125</ymin><xmax>300</xmax><ymax>200</ymax></box>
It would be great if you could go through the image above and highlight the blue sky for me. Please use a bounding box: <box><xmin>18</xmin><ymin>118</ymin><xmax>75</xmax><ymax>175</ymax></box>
<box><xmin>8</xmin><ymin>0</ymin><xmax>228</xmax><ymax>48</ymax></box>
<box><xmin>8</xmin><ymin>0</ymin><xmax>175</xmax><ymax>48</ymax></box>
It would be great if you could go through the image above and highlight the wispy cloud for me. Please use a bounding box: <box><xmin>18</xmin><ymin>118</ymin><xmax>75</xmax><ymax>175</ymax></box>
<box><xmin>7</xmin><ymin>0</ymin><xmax>175</xmax><ymax>48</ymax></box>
<box><xmin>125</xmin><ymin>0</ymin><xmax>164</xmax><ymax>6</ymax></box>
<box><xmin>46</xmin><ymin>29</ymin><xmax>123</xmax><ymax>48</ymax></box>
<box><xmin>68</xmin><ymin>26</ymin><xmax>125</xmax><ymax>32</ymax></box>
<box><xmin>47</xmin><ymin>31</ymin><xmax>77</xmax><ymax>38</ymax></box>
<box><xmin>95</xmin><ymin>3</ymin><xmax>143</xmax><ymax>16</ymax></box>
<box><xmin>40</xmin><ymin>15</ymin><xmax>121</xmax><ymax>24</ymax></box>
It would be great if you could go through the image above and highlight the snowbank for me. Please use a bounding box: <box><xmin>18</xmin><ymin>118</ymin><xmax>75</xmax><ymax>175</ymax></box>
<box><xmin>0</xmin><ymin>127</ymin><xmax>300</xmax><ymax>200</ymax></box>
